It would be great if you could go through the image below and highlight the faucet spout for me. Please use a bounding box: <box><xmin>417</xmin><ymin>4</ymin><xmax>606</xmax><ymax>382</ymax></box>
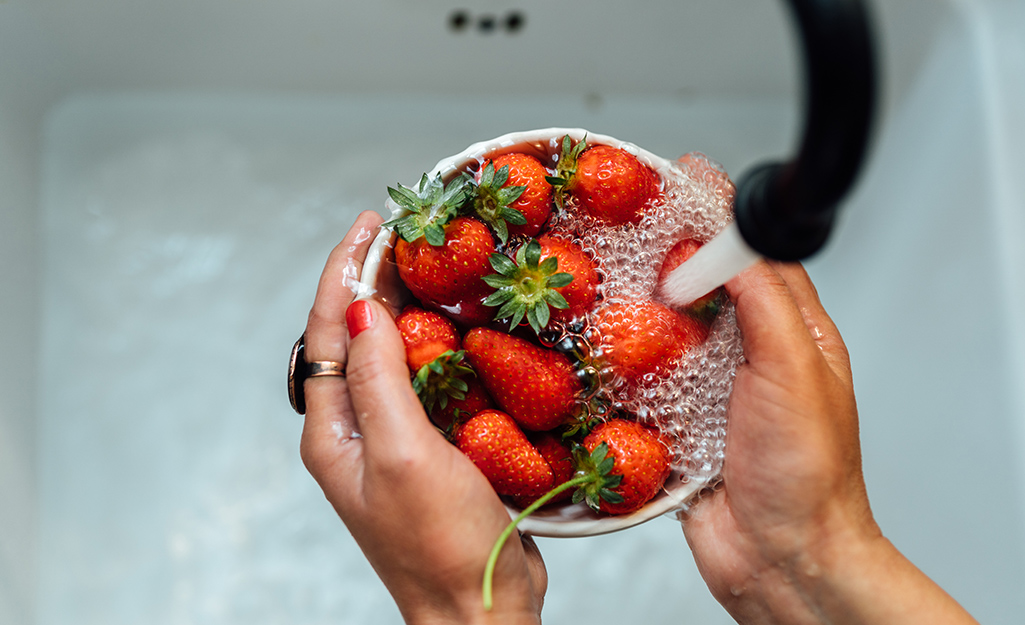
<box><xmin>734</xmin><ymin>0</ymin><xmax>878</xmax><ymax>261</ymax></box>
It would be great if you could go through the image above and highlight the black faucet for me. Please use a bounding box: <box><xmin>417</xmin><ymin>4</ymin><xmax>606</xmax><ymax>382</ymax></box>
<box><xmin>733</xmin><ymin>0</ymin><xmax>878</xmax><ymax>261</ymax></box>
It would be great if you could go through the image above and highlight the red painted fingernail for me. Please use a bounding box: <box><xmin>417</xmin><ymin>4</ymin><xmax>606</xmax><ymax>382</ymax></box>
<box><xmin>346</xmin><ymin>299</ymin><xmax>374</xmax><ymax>338</ymax></box>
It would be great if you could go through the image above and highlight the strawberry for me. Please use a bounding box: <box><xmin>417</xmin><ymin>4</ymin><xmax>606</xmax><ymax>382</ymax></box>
<box><xmin>481</xmin><ymin>235</ymin><xmax>599</xmax><ymax>335</ymax></box>
<box><xmin>537</xmin><ymin>234</ymin><xmax>600</xmax><ymax>323</ymax></box>
<box><xmin>454</xmin><ymin>409</ymin><xmax>555</xmax><ymax>498</ymax></box>
<box><xmin>481</xmin><ymin>437</ymin><xmax>623</xmax><ymax>611</ymax></box>
<box><xmin>591</xmin><ymin>297</ymin><xmax>709</xmax><ymax>387</ymax></box>
<box><xmin>481</xmin><ymin>239</ymin><xmax>574</xmax><ymax>335</ymax></box>
<box><xmin>480</xmin><ymin>419</ymin><xmax>668</xmax><ymax>609</ymax></box>
<box><xmin>677</xmin><ymin>152</ymin><xmax>735</xmax><ymax>204</ymax></box>
<box><xmin>468</xmin><ymin>153</ymin><xmax>553</xmax><ymax>243</ymax></box>
<box><xmin>580</xmin><ymin>419</ymin><xmax>671</xmax><ymax>515</ymax></box>
<box><xmin>430</xmin><ymin>377</ymin><xmax>494</xmax><ymax>432</ymax></box>
<box><xmin>655</xmin><ymin>238</ymin><xmax>725</xmax><ymax>323</ymax></box>
<box><xmin>548</xmin><ymin>135</ymin><xmax>659</xmax><ymax>226</ymax></box>
<box><xmin>463</xmin><ymin>327</ymin><xmax>583</xmax><ymax>431</ymax></box>
<box><xmin>512</xmin><ymin>432</ymin><xmax>575</xmax><ymax>509</ymax></box>
<box><xmin>394</xmin><ymin>216</ymin><xmax>497</xmax><ymax>326</ymax></box>
<box><xmin>395</xmin><ymin>305</ymin><xmax>477</xmax><ymax>416</ymax></box>
<box><xmin>395</xmin><ymin>305</ymin><xmax>462</xmax><ymax>371</ymax></box>
<box><xmin>383</xmin><ymin>173</ymin><xmax>468</xmax><ymax>247</ymax></box>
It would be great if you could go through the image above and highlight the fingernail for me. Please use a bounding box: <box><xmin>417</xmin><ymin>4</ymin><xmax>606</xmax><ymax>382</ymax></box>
<box><xmin>346</xmin><ymin>299</ymin><xmax>374</xmax><ymax>338</ymax></box>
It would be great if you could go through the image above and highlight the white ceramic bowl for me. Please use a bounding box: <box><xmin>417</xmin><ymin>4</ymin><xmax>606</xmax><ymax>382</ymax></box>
<box><xmin>359</xmin><ymin>128</ymin><xmax>714</xmax><ymax>537</ymax></box>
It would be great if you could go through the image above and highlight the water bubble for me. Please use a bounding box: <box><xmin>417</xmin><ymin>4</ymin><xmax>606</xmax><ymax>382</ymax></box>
<box><xmin>540</xmin><ymin>153</ymin><xmax>741</xmax><ymax>478</ymax></box>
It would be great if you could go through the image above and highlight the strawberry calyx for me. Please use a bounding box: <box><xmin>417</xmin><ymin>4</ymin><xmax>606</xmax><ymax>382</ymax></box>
<box><xmin>545</xmin><ymin>134</ymin><xmax>587</xmax><ymax>207</ymax></box>
<box><xmin>482</xmin><ymin>239</ymin><xmax>573</xmax><ymax>335</ymax></box>
<box><xmin>560</xmin><ymin>399</ymin><xmax>607</xmax><ymax>439</ymax></box>
<box><xmin>687</xmin><ymin>287</ymin><xmax>725</xmax><ymax>324</ymax></box>
<box><xmin>568</xmin><ymin>441</ymin><xmax>625</xmax><ymax>511</ymax></box>
<box><xmin>411</xmin><ymin>349</ymin><xmax>475</xmax><ymax>415</ymax></box>
<box><xmin>463</xmin><ymin>162</ymin><xmax>528</xmax><ymax>245</ymax></box>
<box><xmin>384</xmin><ymin>173</ymin><xmax>469</xmax><ymax>246</ymax></box>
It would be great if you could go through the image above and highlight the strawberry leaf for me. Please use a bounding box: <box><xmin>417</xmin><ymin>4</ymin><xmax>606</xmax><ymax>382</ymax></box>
<box><xmin>488</xmin><ymin>252</ymin><xmax>518</xmax><ymax>276</ymax></box>
<box><xmin>482</xmin><ymin>288</ymin><xmax>516</xmax><ymax>305</ymax></box>
<box><xmin>424</xmin><ymin>223</ymin><xmax>446</xmax><ymax>247</ymax></box>
<box><xmin>546</xmin><ymin>272</ymin><xmax>573</xmax><ymax>289</ymax></box>
<box><xmin>543</xmin><ymin>290</ymin><xmax>570</xmax><ymax>309</ymax></box>
<box><xmin>501</xmin><ymin>207</ymin><xmax>528</xmax><ymax>225</ymax></box>
<box><xmin>526</xmin><ymin>303</ymin><xmax>547</xmax><ymax>332</ymax></box>
<box><xmin>521</xmin><ymin>238</ymin><xmax>541</xmax><ymax>267</ymax></box>
<box><xmin>538</xmin><ymin>256</ymin><xmax>558</xmax><ymax>275</ymax></box>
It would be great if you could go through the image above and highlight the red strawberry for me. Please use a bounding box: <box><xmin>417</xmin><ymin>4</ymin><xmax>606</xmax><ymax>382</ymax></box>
<box><xmin>581</xmin><ymin>419</ymin><xmax>671</xmax><ymax>515</ymax></box>
<box><xmin>479</xmin><ymin>418</ymin><xmax>669</xmax><ymax>610</ymax></box>
<box><xmin>549</xmin><ymin>135</ymin><xmax>660</xmax><ymax>226</ymax></box>
<box><xmin>591</xmin><ymin>298</ymin><xmax>709</xmax><ymax>387</ymax></box>
<box><xmin>470</xmin><ymin>153</ymin><xmax>553</xmax><ymax>243</ymax></box>
<box><xmin>429</xmin><ymin>377</ymin><xmax>494</xmax><ymax>431</ymax></box>
<box><xmin>394</xmin><ymin>216</ymin><xmax>496</xmax><ymax>326</ymax></box>
<box><xmin>537</xmin><ymin>234</ymin><xmax>600</xmax><ymax>323</ymax></box>
<box><xmin>655</xmin><ymin>238</ymin><xmax>725</xmax><ymax>323</ymax></box>
<box><xmin>677</xmin><ymin>152</ymin><xmax>735</xmax><ymax>204</ymax></box>
<box><xmin>513</xmin><ymin>432</ymin><xmax>575</xmax><ymax>508</ymax></box>
<box><xmin>454</xmin><ymin>409</ymin><xmax>555</xmax><ymax>498</ymax></box>
<box><xmin>463</xmin><ymin>327</ymin><xmax>583</xmax><ymax>431</ymax></box>
<box><xmin>482</xmin><ymin>236</ymin><xmax>598</xmax><ymax>335</ymax></box>
<box><xmin>395</xmin><ymin>305</ymin><xmax>476</xmax><ymax>416</ymax></box>
<box><xmin>395</xmin><ymin>306</ymin><xmax>461</xmax><ymax>371</ymax></box>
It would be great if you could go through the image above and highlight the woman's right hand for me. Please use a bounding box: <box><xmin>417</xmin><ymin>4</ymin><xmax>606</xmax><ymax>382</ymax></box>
<box><xmin>681</xmin><ymin>261</ymin><xmax>978</xmax><ymax>624</ymax></box>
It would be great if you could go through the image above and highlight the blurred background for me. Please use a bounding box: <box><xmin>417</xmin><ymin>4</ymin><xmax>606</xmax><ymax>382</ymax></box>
<box><xmin>2</xmin><ymin>1</ymin><xmax>1024</xmax><ymax>623</ymax></box>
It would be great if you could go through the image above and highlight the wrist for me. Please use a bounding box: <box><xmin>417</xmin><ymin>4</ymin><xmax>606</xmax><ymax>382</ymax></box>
<box><xmin>713</xmin><ymin>500</ymin><xmax>886</xmax><ymax>624</ymax></box>
<box><xmin>399</xmin><ymin>584</ymin><xmax>542</xmax><ymax>625</ymax></box>
<box><xmin>729</xmin><ymin>503</ymin><xmax>977</xmax><ymax>625</ymax></box>
<box><xmin>404</xmin><ymin>604</ymin><xmax>541</xmax><ymax>625</ymax></box>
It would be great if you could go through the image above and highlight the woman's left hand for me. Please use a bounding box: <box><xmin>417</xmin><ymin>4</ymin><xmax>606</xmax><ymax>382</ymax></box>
<box><xmin>299</xmin><ymin>210</ymin><xmax>547</xmax><ymax>625</ymax></box>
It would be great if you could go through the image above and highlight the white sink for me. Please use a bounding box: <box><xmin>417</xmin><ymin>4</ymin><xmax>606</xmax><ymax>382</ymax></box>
<box><xmin>2</xmin><ymin>1</ymin><xmax>1023</xmax><ymax>623</ymax></box>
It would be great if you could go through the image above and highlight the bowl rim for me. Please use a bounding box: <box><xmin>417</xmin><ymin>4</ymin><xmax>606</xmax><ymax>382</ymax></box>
<box><xmin>357</xmin><ymin>127</ymin><xmax>709</xmax><ymax>538</ymax></box>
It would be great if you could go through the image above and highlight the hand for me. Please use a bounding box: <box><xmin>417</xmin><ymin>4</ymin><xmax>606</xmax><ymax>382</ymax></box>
<box><xmin>681</xmin><ymin>261</ymin><xmax>977</xmax><ymax>624</ymax></box>
<box><xmin>299</xmin><ymin>211</ymin><xmax>547</xmax><ymax>625</ymax></box>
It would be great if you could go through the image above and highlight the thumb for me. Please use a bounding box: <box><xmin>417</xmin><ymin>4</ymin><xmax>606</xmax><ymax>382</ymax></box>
<box><xmin>724</xmin><ymin>261</ymin><xmax>822</xmax><ymax>373</ymax></box>
<box><xmin>344</xmin><ymin>298</ymin><xmax>443</xmax><ymax>461</ymax></box>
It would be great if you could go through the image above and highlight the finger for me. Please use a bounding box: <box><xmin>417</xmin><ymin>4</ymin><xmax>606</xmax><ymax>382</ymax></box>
<box><xmin>770</xmin><ymin>262</ymin><xmax>852</xmax><ymax>385</ymax></box>
<box><xmin>724</xmin><ymin>261</ymin><xmax>822</xmax><ymax>373</ymax></box>
<box><xmin>343</xmin><ymin>298</ymin><xmax>445</xmax><ymax>465</ymax></box>
<box><xmin>305</xmin><ymin>210</ymin><xmax>385</xmax><ymax>363</ymax></box>
<box><xmin>519</xmin><ymin>534</ymin><xmax>548</xmax><ymax>608</ymax></box>
<box><xmin>301</xmin><ymin>211</ymin><xmax>383</xmax><ymax>472</ymax></box>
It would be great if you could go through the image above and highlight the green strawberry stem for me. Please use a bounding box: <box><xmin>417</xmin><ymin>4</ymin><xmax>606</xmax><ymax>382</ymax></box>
<box><xmin>482</xmin><ymin>442</ymin><xmax>621</xmax><ymax>611</ymax></box>
<box><xmin>482</xmin><ymin>474</ymin><xmax>592</xmax><ymax>612</ymax></box>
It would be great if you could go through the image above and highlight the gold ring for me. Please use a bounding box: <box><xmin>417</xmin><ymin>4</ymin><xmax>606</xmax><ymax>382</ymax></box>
<box><xmin>288</xmin><ymin>333</ymin><xmax>347</xmax><ymax>415</ymax></box>
<box><xmin>308</xmin><ymin>361</ymin><xmax>346</xmax><ymax>378</ymax></box>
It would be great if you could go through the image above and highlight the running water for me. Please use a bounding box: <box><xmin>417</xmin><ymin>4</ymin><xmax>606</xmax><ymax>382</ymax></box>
<box><xmin>537</xmin><ymin>149</ymin><xmax>751</xmax><ymax>475</ymax></box>
<box><xmin>656</xmin><ymin>222</ymin><xmax>761</xmax><ymax>308</ymax></box>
